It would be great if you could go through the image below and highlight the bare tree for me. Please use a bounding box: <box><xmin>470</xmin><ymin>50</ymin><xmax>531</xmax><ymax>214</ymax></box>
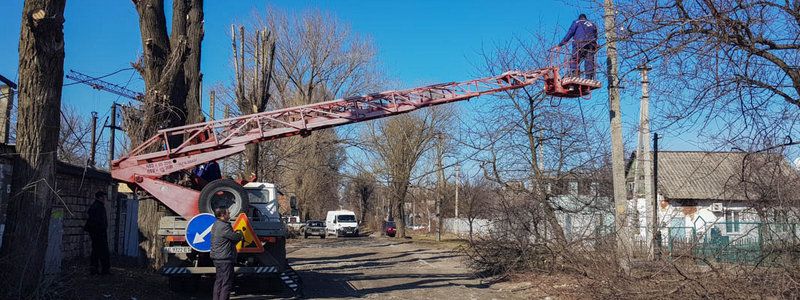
<box><xmin>129</xmin><ymin>0</ymin><xmax>203</xmax><ymax>269</ymax></box>
<box><xmin>57</xmin><ymin>106</ymin><xmax>91</xmax><ymax>166</ymax></box>
<box><xmin>344</xmin><ymin>171</ymin><xmax>376</xmax><ymax>226</ymax></box>
<box><xmin>459</xmin><ymin>177</ymin><xmax>492</xmax><ymax>242</ymax></box>
<box><xmin>363</xmin><ymin>108</ymin><xmax>452</xmax><ymax>238</ymax></box>
<box><xmin>229</xmin><ymin>8</ymin><xmax>383</xmax><ymax>220</ymax></box>
<box><xmin>461</xmin><ymin>31</ymin><xmax>612</xmax><ymax>274</ymax></box>
<box><xmin>231</xmin><ymin>25</ymin><xmax>275</xmax><ymax>179</ymax></box>
<box><xmin>0</xmin><ymin>0</ymin><xmax>66</xmax><ymax>296</ymax></box>
<box><xmin>615</xmin><ymin>0</ymin><xmax>800</xmax><ymax>149</ymax></box>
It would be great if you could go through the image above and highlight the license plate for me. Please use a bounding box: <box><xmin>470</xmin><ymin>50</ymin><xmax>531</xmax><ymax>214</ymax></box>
<box><xmin>163</xmin><ymin>246</ymin><xmax>192</xmax><ymax>254</ymax></box>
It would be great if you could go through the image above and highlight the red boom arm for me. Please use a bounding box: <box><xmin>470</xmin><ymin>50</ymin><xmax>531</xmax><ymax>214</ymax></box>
<box><xmin>112</xmin><ymin>67</ymin><xmax>599</xmax><ymax>218</ymax></box>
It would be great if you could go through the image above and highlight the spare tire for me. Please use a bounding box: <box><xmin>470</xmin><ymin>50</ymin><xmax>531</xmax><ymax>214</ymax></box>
<box><xmin>198</xmin><ymin>179</ymin><xmax>249</xmax><ymax>216</ymax></box>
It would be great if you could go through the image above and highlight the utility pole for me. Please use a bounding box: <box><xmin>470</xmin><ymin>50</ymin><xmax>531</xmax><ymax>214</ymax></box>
<box><xmin>435</xmin><ymin>134</ymin><xmax>445</xmax><ymax>242</ymax></box>
<box><xmin>454</xmin><ymin>163</ymin><xmax>460</xmax><ymax>218</ymax></box>
<box><xmin>90</xmin><ymin>111</ymin><xmax>98</xmax><ymax>166</ymax></box>
<box><xmin>634</xmin><ymin>65</ymin><xmax>654</xmax><ymax>259</ymax></box>
<box><xmin>106</xmin><ymin>102</ymin><xmax>121</xmax><ymax>254</ymax></box>
<box><xmin>209</xmin><ymin>90</ymin><xmax>216</xmax><ymax>121</ymax></box>
<box><xmin>604</xmin><ymin>0</ymin><xmax>632</xmax><ymax>273</ymax></box>
<box><xmin>652</xmin><ymin>133</ymin><xmax>661</xmax><ymax>259</ymax></box>
<box><xmin>107</xmin><ymin>103</ymin><xmax>117</xmax><ymax>169</ymax></box>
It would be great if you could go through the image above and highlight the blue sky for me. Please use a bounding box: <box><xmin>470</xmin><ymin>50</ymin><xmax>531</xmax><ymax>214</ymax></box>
<box><xmin>0</xmin><ymin>1</ymin><xmax>594</xmax><ymax>110</ymax></box>
<box><xmin>0</xmin><ymin>0</ymin><xmax>711</xmax><ymax>167</ymax></box>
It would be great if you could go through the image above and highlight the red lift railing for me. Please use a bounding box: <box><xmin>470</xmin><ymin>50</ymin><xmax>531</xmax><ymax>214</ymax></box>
<box><xmin>112</xmin><ymin>68</ymin><xmax>600</xmax><ymax>219</ymax></box>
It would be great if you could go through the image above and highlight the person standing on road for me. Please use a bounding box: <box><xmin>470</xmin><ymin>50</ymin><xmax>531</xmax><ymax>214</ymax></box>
<box><xmin>84</xmin><ymin>190</ymin><xmax>110</xmax><ymax>275</ymax></box>
<box><xmin>211</xmin><ymin>207</ymin><xmax>243</xmax><ymax>300</ymax></box>
<box><xmin>555</xmin><ymin>13</ymin><xmax>598</xmax><ymax>79</ymax></box>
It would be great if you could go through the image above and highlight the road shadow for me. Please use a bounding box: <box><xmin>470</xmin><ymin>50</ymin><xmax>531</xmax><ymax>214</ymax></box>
<box><xmin>299</xmin><ymin>270</ymin><xmax>485</xmax><ymax>298</ymax></box>
<box><xmin>289</xmin><ymin>251</ymin><xmax>378</xmax><ymax>263</ymax></box>
<box><xmin>303</xmin><ymin>253</ymin><xmax>461</xmax><ymax>272</ymax></box>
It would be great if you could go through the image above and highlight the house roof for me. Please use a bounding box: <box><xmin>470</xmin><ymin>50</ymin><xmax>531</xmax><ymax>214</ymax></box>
<box><xmin>628</xmin><ymin>151</ymin><xmax>798</xmax><ymax>201</ymax></box>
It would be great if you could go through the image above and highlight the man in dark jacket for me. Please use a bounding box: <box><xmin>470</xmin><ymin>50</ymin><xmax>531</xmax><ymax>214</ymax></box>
<box><xmin>211</xmin><ymin>207</ymin><xmax>243</xmax><ymax>300</ymax></box>
<box><xmin>556</xmin><ymin>14</ymin><xmax>598</xmax><ymax>79</ymax></box>
<box><xmin>84</xmin><ymin>190</ymin><xmax>110</xmax><ymax>275</ymax></box>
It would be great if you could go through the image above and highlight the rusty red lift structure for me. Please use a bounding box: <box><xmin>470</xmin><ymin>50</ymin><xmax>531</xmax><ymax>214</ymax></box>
<box><xmin>111</xmin><ymin>65</ymin><xmax>600</xmax><ymax>219</ymax></box>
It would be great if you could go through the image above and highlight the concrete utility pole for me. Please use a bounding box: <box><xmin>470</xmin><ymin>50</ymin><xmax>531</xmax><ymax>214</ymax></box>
<box><xmin>90</xmin><ymin>111</ymin><xmax>98</xmax><ymax>166</ymax></box>
<box><xmin>604</xmin><ymin>0</ymin><xmax>632</xmax><ymax>273</ymax></box>
<box><xmin>633</xmin><ymin>65</ymin><xmax>654</xmax><ymax>258</ymax></box>
<box><xmin>454</xmin><ymin>163</ymin><xmax>460</xmax><ymax>218</ymax></box>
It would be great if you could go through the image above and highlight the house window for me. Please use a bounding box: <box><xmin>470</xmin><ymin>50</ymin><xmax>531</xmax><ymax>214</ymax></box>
<box><xmin>774</xmin><ymin>210</ymin><xmax>788</xmax><ymax>231</ymax></box>
<box><xmin>725</xmin><ymin>210</ymin><xmax>741</xmax><ymax>233</ymax></box>
<box><xmin>568</xmin><ymin>181</ymin><xmax>578</xmax><ymax>195</ymax></box>
<box><xmin>590</xmin><ymin>182</ymin><xmax>598</xmax><ymax>196</ymax></box>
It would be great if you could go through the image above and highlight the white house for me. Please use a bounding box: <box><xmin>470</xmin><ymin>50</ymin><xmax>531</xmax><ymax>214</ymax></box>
<box><xmin>626</xmin><ymin>151</ymin><xmax>799</xmax><ymax>250</ymax></box>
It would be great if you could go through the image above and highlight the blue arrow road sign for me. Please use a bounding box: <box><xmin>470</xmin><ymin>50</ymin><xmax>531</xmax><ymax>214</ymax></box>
<box><xmin>185</xmin><ymin>213</ymin><xmax>216</xmax><ymax>252</ymax></box>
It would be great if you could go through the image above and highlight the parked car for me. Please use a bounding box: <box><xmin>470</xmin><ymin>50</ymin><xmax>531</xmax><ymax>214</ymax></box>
<box><xmin>383</xmin><ymin>220</ymin><xmax>397</xmax><ymax>237</ymax></box>
<box><xmin>325</xmin><ymin>210</ymin><xmax>359</xmax><ymax>237</ymax></box>
<box><xmin>302</xmin><ymin>220</ymin><xmax>326</xmax><ymax>239</ymax></box>
<box><xmin>284</xmin><ymin>216</ymin><xmax>303</xmax><ymax>231</ymax></box>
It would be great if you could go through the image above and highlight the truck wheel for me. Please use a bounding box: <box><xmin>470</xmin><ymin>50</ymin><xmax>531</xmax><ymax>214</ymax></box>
<box><xmin>198</xmin><ymin>179</ymin><xmax>249</xmax><ymax>216</ymax></box>
<box><xmin>321</xmin><ymin>234</ymin><xmax>326</xmax><ymax>239</ymax></box>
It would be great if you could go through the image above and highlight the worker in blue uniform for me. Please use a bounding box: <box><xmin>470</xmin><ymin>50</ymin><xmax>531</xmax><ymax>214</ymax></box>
<box><xmin>555</xmin><ymin>14</ymin><xmax>598</xmax><ymax>79</ymax></box>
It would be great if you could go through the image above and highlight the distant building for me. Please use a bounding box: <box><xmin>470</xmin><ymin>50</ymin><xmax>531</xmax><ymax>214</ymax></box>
<box><xmin>543</xmin><ymin>171</ymin><xmax>614</xmax><ymax>242</ymax></box>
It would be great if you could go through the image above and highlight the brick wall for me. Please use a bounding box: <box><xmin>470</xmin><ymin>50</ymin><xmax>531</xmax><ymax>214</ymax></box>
<box><xmin>54</xmin><ymin>162</ymin><xmax>115</xmax><ymax>261</ymax></box>
<box><xmin>0</xmin><ymin>155</ymin><xmax>117</xmax><ymax>270</ymax></box>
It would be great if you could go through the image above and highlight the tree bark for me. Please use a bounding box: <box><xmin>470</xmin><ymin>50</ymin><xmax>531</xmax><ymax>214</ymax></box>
<box><xmin>392</xmin><ymin>182</ymin><xmax>409</xmax><ymax>238</ymax></box>
<box><xmin>0</xmin><ymin>0</ymin><xmax>66</xmax><ymax>296</ymax></box>
<box><xmin>184</xmin><ymin>0</ymin><xmax>204</xmax><ymax>124</ymax></box>
<box><xmin>604</xmin><ymin>0</ymin><xmax>632</xmax><ymax>273</ymax></box>
<box><xmin>131</xmin><ymin>0</ymin><xmax>193</xmax><ymax>269</ymax></box>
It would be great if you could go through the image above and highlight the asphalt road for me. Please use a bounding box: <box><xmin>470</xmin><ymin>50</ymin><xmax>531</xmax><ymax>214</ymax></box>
<box><xmin>228</xmin><ymin>236</ymin><xmax>526</xmax><ymax>299</ymax></box>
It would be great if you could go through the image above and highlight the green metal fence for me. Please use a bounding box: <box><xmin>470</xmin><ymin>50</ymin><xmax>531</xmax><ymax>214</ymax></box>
<box><xmin>661</xmin><ymin>222</ymin><xmax>800</xmax><ymax>265</ymax></box>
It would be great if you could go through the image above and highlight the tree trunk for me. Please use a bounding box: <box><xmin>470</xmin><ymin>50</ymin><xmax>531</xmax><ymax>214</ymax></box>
<box><xmin>245</xmin><ymin>144</ymin><xmax>259</xmax><ymax>178</ymax></box>
<box><xmin>136</xmin><ymin>195</ymin><xmax>168</xmax><ymax>269</ymax></box>
<box><xmin>468</xmin><ymin>218</ymin><xmax>474</xmax><ymax>242</ymax></box>
<box><xmin>184</xmin><ymin>0</ymin><xmax>204</xmax><ymax>124</ymax></box>
<box><xmin>391</xmin><ymin>179</ymin><xmax>409</xmax><ymax>238</ymax></box>
<box><xmin>132</xmin><ymin>0</ymin><xmax>192</xmax><ymax>269</ymax></box>
<box><xmin>394</xmin><ymin>193</ymin><xmax>406</xmax><ymax>238</ymax></box>
<box><xmin>604</xmin><ymin>0</ymin><xmax>632</xmax><ymax>273</ymax></box>
<box><xmin>0</xmin><ymin>0</ymin><xmax>66</xmax><ymax>296</ymax></box>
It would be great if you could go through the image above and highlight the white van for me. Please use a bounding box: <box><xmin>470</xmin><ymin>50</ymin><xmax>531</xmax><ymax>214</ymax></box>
<box><xmin>325</xmin><ymin>210</ymin><xmax>359</xmax><ymax>237</ymax></box>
